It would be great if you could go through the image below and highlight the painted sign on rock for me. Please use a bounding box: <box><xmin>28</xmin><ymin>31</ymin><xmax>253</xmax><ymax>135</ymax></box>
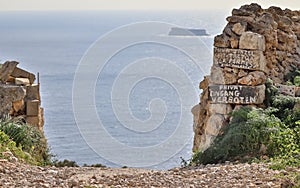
<box><xmin>209</xmin><ymin>85</ymin><xmax>265</xmax><ymax>104</ymax></box>
<box><xmin>214</xmin><ymin>48</ymin><xmax>265</xmax><ymax>71</ymax></box>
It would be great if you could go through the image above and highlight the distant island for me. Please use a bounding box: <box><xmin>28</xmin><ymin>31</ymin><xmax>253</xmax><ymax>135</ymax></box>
<box><xmin>168</xmin><ymin>27</ymin><xmax>209</xmax><ymax>36</ymax></box>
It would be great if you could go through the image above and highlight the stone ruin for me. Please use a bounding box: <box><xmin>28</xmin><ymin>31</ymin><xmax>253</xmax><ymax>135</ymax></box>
<box><xmin>0</xmin><ymin>61</ymin><xmax>44</xmax><ymax>131</ymax></box>
<box><xmin>192</xmin><ymin>4</ymin><xmax>300</xmax><ymax>152</ymax></box>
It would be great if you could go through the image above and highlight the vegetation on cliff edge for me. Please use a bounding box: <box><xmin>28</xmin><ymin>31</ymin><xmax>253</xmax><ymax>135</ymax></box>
<box><xmin>192</xmin><ymin>78</ymin><xmax>300</xmax><ymax>171</ymax></box>
<box><xmin>0</xmin><ymin>116</ymin><xmax>51</xmax><ymax>165</ymax></box>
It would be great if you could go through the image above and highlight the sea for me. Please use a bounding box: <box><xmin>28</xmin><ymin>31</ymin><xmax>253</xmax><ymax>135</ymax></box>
<box><xmin>0</xmin><ymin>10</ymin><xmax>228</xmax><ymax>169</ymax></box>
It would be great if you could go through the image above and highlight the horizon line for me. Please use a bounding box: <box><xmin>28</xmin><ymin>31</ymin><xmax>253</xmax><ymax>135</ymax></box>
<box><xmin>0</xmin><ymin>8</ymin><xmax>230</xmax><ymax>12</ymax></box>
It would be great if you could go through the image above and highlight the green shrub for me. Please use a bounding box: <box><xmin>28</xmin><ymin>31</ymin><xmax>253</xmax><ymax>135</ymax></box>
<box><xmin>0</xmin><ymin>130</ymin><xmax>32</xmax><ymax>163</ymax></box>
<box><xmin>284</xmin><ymin>69</ymin><xmax>300</xmax><ymax>84</ymax></box>
<box><xmin>0</xmin><ymin>116</ymin><xmax>51</xmax><ymax>165</ymax></box>
<box><xmin>269</xmin><ymin>123</ymin><xmax>300</xmax><ymax>168</ymax></box>
<box><xmin>192</xmin><ymin>101</ymin><xmax>300</xmax><ymax>167</ymax></box>
<box><xmin>52</xmin><ymin>159</ymin><xmax>79</xmax><ymax>167</ymax></box>
<box><xmin>294</xmin><ymin>76</ymin><xmax>300</xmax><ymax>86</ymax></box>
<box><xmin>283</xmin><ymin>110</ymin><xmax>300</xmax><ymax>128</ymax></box>
<box><xmin>271</xmin><ymin>95</ymin><xmax>296</xmax><ymax>111</ymax></box>
<box><xmin>83</xmin><ymin>163</ymin><xmax>106</xmax><ymax>168</ymax></box>
<box><xmin>192</xmin><ymin>107</ymin><xmax>282</xmax><ymax>165</ymax></box>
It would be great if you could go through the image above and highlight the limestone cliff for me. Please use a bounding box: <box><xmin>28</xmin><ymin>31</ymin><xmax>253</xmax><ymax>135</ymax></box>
<box><xmin>0</xmin><ymin>61</ymin><xmax>44</xmax><ymax>131</ymax></box>
<box><xmin>193</xmin><ymin>4</ymin><xmax>300</xmax><ymax>152</ymax></box>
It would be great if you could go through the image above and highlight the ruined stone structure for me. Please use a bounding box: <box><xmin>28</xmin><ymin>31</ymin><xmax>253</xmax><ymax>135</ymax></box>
<box><xmin>193</xmin><ymin>4</ymin><xmax>300</xmax><ymax>151</ymax></box>
<box><xmin>0</xmin><ymin>61</ymin><xmax>44</xmax><ymax>131</ymax></box>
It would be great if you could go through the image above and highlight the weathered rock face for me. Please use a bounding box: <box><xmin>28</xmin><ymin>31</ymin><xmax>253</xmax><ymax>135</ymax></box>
<box><xmin>238</xmin><ymin>71</ymin><xmax>266</xmax><ymax>86</ymax></box>
<box><xmin>239</xmin><ymin>31</ymin><xmax>266</xmax><ymax>51</ymax></box>
<box><xmin>0</xmin><ymin>61</ymin><xmax>18</xmax><ymax>82</ymax></box>
<box><xmin>0</xmin><ymin>61</ymin><xmax>43</xmax><ymax>131</ymax></box>
<box><xmin>0</xmin><ymin>85</ymin><xmax>26</xmax><ymax>115</ymax></box>
<box><xmin>193</xmin><ymin>4</ymin><xmax>300</xmax><ymax>152</ymax></box>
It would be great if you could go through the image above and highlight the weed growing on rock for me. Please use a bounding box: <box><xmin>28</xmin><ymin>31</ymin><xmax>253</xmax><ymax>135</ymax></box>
<box><xmin>0</xmin><ymin>130</ymin><xmax>32</xmax><ymax>163</ymax></box>
<box><xmin>192</xmin><ymin>96</ymin><xmax>300</xmax><ymax>169</ymax></box>
<box><xmin>0</xmin><ymin>116</ymin><xmax>51</xmax><ymax>165</ymax></box>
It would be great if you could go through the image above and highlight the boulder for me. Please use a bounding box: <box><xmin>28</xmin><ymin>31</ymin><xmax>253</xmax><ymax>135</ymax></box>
<box><xmin>223</xmin><ymin>24</ymin><xmax>237</xmax><ymax>38</ymax></box>
<box><xmin>230</xmin><ymin>38</ymin><xmax>239</xmax><ymax>48</ymax></box>
<box><xmin>232</xmin><ymin>22</ymin><xmax>246</xmax><ymax>35</ymax></box>
<box><xmin>199</xmin><ymin>76</ymin><xmax>210</xmax><ymax>90</ymax></box>
<box><xmin>291</xmin><ymin>16</ymin><xmax>300</xmax><ymax>22</ymax></box>
<box><xmin>191</xmin><ymin>104</ymin><xmax>200</xmax><ymax>118</ymax></box>
<box><xmin>226</xmin><ymin>15</ymin><xmax>255</xmax><ymax>25</ymax></box>
<box><xmin>15</xmin><ymin>78</ymin><xmax>30</xmax><ymax>86</ymax></box>
<box><xmin>12</xmin><ymin>99</ymin><xmax>24</xmax><ymax>113</ymax></box>
<box><xmin>205</xmin><ymin>114</ymin><xmax>226</xmax><ymax>136</ymax></box>
<box><xmin>210</xmin><ymin>66</ymin><xmax>238</xmax><ymax>85</ymax></box>
<box><xmin>207</xmin><ymin>103</ymin><xmax>233</xmax><ymax>115</ymax></box>
<box><xmin>257</xmin><ymin>13</ymin><xmax>277</xmax><ymax>29</ymax></box>
<box><xmin>223</xmin><ymin>70</ymin><xmax>238</xmax><ymax>84</ymax></box>
<box><xmin>210</xmin><ymin>66</ymin><xmax>225</xmax><ymax>84</ymax></box>
<box><xmin>240</xmin><ymin>3</ymin><xmax>262</xmax><ymax>14</ymax></box>
<box><xmin>0</xmin><ymin>61</ymin><xmax>18</xmax><ymax>82</ymax></box>
<box><xmin>275</xmin><ymin>84</ymin><xmax>296</xmax><ymax>96</ymax></box>
<box><xmin>26</xmin><ymin>100</ymin><xmax>40</xmax><ymax>116</ymax></box>
<box><xmin>11</xmin><ymin>67</ymin><xmax>35</xmax><ymax>84</ymax></box>
<box><xmin>214</xmin><ymin>34</ymin><xmax>230</xmax><ymax>48</ymax></box>
<box><xmin>238</xmin><ymin>70</ymin><xmax>248</xmax><ymax>78</ymax></box>
<box><xmin>238</xmin><ymin>71</ymin><xmax>266</xmax><ymax>86</ymax></box>
<box><xmin>277</xmin><ymin>15</ymin><xmax>293</xmax><ymax>32</ymax></box>
<box><xmin>256</xmin><ymin>85</ymin><xmax>266</xmax><ymax>104</ymax></box>
<box><xmin>26</xmin><ymin>116</ymin><xmax>39</xmax><ymax>127</ymax></box>
<box><xmin>239</xmin><ymin>31</ymin><xmax>266</xmax><ymax>51</ymax></box>
<box><xmin>267</xmin><ymin>6</ymin><xmax>284</xmax><ymax>16</ymax></box>
<box><xmin>232</xmin><ymin>8</ymin><xmax>255</xmax><ymax>17</ymax></box>
<box><xmin>26</xmin><ymin>84</ymin><xmax>40</xmax><ymax>100</ymax></box>
<box><xmin>7</xmin><ymin>76</ymin><xmax>15</xmax><ymax>83</ymax></box>
<box><xmin>0</xmin><ymin>84</ymin><xmax>26</xmax><ymax>115</ymax></box>
<box><xmin>191</xmin><ymin>104</ymin><xmax>200</xmax><ymax>130</ymax></box>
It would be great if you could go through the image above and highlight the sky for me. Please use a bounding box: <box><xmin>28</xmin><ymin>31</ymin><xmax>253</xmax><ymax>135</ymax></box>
<box><xmin>0</xmin><ymin>0</ymin><xmax>299</xmax><ymax>11</ymax></box>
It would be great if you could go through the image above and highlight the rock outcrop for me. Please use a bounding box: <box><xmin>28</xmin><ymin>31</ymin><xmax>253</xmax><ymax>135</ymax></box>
<box><xmin>0</xmin><ymin>61</ymin><xmax>44</xmax><ymax>131</ymax></box>
<box><xmin>193</xmin><ymin>4</ymin><xmax>300</xmax><ymax>151</ymax></box>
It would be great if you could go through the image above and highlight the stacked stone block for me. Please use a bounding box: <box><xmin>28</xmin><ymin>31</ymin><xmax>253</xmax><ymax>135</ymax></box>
<box><xmin>193</xmin><ymin>3</ymin><xmax>300</xmax><ymax>152</ymax></box>
<box><xmin>0</xmin><ymin>61</ymin><xmax>44</xmax><ymax>131</ymax></box>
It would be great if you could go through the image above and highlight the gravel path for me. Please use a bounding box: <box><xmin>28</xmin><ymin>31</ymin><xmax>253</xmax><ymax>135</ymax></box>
<box><xmin>0</xmin><ymin>159</ymin><xmax>298</xmax><ymax>187</ymax></box>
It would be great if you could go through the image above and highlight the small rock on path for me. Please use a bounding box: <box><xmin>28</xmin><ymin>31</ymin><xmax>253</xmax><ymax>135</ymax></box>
<box><xmin>0</xmin><ymin>159</ymin><xmax>296</xmax><ymax>187</ymax></box>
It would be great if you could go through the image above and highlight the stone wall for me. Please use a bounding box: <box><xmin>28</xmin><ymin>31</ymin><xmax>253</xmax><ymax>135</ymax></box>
<box><xmin>0</xmin><ymin>61</ymin><xmax>44</xmax><ymax>131</ymax></box>
<box><xmin>193</xmin><ymin>4</ymin><xmax>300</xmax><ymax>152</ymax></box>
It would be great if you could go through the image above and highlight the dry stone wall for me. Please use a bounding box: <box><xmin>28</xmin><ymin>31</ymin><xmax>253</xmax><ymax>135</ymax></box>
<box><xmin>0</xmin><ymin>61</ymin><xmax>44</xmax><ymax>131</ymax></box>
<box><xmin>193</xmin><ymin>4</ymin><xmax>300</xmax><ymax>152</ymax></box>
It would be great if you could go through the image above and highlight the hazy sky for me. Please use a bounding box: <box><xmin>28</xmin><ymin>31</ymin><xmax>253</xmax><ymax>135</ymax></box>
<box><xmin>0</xmin><ymin>0</ymin><xmax>299</xmax><ymax>11</ymax></box>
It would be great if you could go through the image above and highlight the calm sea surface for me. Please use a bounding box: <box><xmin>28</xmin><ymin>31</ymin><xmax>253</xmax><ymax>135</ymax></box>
<box><xmin>0</xmin><ymin>10</ymin><xmax>227</xmax><ymax>169</ymax></box>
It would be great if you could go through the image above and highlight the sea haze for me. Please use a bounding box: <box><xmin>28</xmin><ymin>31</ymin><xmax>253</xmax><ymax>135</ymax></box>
<box><xmin>0</xmin><ymin>10</ymin><xmax>226</xmax><ymax>169</ymax></box>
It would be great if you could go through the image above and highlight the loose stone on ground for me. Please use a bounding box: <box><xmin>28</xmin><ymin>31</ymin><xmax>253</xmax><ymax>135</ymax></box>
<box><xmin>0</xmin><ymin>159</ymin><xmax>293</xmax><ymax>187</ymax></box>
